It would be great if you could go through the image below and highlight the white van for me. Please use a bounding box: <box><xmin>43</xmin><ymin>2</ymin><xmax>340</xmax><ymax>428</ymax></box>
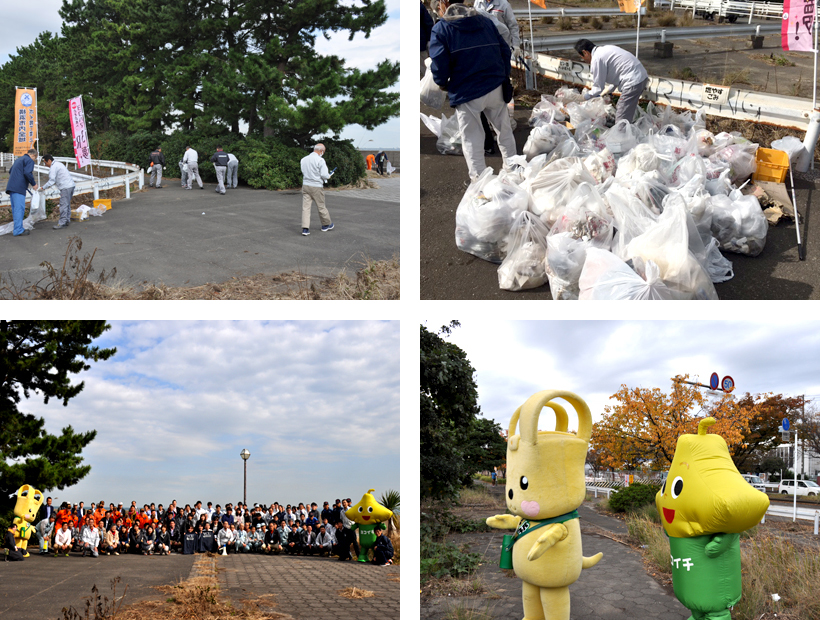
<box><xmin>741</xmin><ymin>474</ymin><xmax>766</xmax><ymax>492</ymax></box>
<box><xmin>778</xmin><ymin>479</ymin><xmax>819</xmax><ymax>496</ymax></box>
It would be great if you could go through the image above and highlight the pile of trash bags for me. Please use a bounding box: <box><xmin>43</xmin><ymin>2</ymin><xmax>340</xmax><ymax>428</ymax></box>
<box><xmin>454</xmin><ymin>89</ymin><xmax>775</xmax><ymax>299</ymax></box>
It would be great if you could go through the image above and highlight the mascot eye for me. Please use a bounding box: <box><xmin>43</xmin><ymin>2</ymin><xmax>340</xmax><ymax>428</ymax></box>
<box><xmin>358</xmin><ymin>507</ymin><xmax>363</xmax><ymax>513</ymax></box>
<box><xmin>367</xmin><ymin>507</ymin><xmax>373</xmax><ymax>513</ymax></box>
<box><xmin>35</xmin><ymin>494</ymin><xmax>41</xmax><ymax>502</ymax></box>
<box><xmin>508</xmin><ymin>489</ymin><xmax>513</xmax><ymax>500</ymax></box>
<box><xmin>671</xmin><ymin>476</ymin><xmax>684</xmax><ymax>499</ymax></box>
<box><xmin>520</xmin><ymin>476</ymin><xmax>528</xmax><ymax>490</ymax></box>
<box><xmin>21</xmin><ymin>490</ymin><xmax>28</xmax><ymax>497</ymax></box>
<box><xmin>661</xmin><ymin>480</ymin><xmax>666</xmax><ymax>495</ymax></box>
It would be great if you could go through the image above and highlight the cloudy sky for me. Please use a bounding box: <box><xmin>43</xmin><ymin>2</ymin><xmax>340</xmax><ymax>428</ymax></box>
<box><xmin>0</xmin><ymin>0</ymin><xmax>400</xmax><ymax>148</ymax></box>
<box><xmin>421</xmin><ymin>320</ymin><xmax>820</xmax><ymax>434</ymax></box>
<box><xmin>18</xmin><ymin>321</ymin><xmax>399</xmax><ymax>509</ymax></box>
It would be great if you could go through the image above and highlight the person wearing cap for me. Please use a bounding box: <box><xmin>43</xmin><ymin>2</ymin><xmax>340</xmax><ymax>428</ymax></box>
<box><xmin>148</xmin><ymin>147</ymin><xmax>165</xmax><ymax>188</ymax></box>
<box><xmin>372</xmin><ymin>523</ymin><xmax>394</xmax><ymax>565</ymax></box>
<box><xmin>299</xmin><ymin>143</ymin><xmax>334</xmax><ymax>236</ymax></box>
<box><xmin>574</xmin><ymin>38</ymin><xmax>648</xmax><ymax>124</ymax></box>
<box><xmin>429</xmin><ymin>0</ymin><xmax>517</xmax><ymax>183</ymax></box>
<box><xmin>4</xmin><ymin>148</ymin><xmax>39</xmax><ymax>237</ymax></box>
<box><xmin>210</xmin><ymin>147</ymin><xmax>229</xmax><ymax>194</ymax></box>
<box><xmin>183</xmin><ymin>146</ymin><xmax>203</xmax><ymax>190</ymax></box>
<box><xmin>41</xmin><ymin>154</ymin><xmax>76</xmax><ymax>230</ymax></box>
<box><xmin>321</xmin><ymin>501</ymin><xmax>333</xmax><ymax>523</ymax></box>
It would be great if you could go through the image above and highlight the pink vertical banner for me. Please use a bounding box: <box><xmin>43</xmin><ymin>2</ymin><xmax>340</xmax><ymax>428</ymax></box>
<box><xmin>782</xmin><ymin>0</ymin><xmax>816</xmax><ymax>52</ymax></box>
<box><xmin>68</xmin><ymin>95</ymin><xmax>91</xmax><ymax>168</ymax></box>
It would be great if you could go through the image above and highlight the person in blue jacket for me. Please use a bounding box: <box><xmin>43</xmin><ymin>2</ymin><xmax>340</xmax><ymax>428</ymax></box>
<box><xmin>429</xmin><ymin>0</ymin><xmax>517</xmax><ymax>182</ymax></box>
<box><xmin>4</xmin><ymin>148</ymin><xmax>40</xmax><ymax>236</ymax></box>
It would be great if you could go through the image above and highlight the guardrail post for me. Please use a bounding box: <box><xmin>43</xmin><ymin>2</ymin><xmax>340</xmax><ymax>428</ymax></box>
<box><xmin>815</xmin><ymin>511</ymin><xmax>819</xmax><ymax>535</ymax></box>
<box><xmin>139</xmin><ymin>169</ymin><xmax>144</xmax><ymax>189</ymax></box>
<box><xmin>760</xmin><ymin>513</ymin><xmax>765</xmax><ymax>524</ymax></box>
<box><xmin>93</xmin><ymin>183</ymin><xmax>99</xmax><ymax>201</ymax></box>
<box><xmin>125</xmin><ymin>176</ymin><xmax>131</xmax><ymax>199</ymax></box>
<box><xmin>748</xmin><ymin>3</ymin><xmax>753</xmax><ymax>24</ymax></box>
<box><xmin>797</xmin><ymin>109</ymin><xmax>820</xmax><ymax>172</ymax></box>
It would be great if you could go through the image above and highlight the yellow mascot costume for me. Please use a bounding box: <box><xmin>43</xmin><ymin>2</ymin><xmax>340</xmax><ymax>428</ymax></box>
<box><xmin>13</xmin><ymin>484</ymin><xmax>45</xmax><ymax>558</ymax></box>
<box><xmin>656</xmin><ymin>418</ymin><xmax>769</xmax><ymax>620</ymax></box>
<box><xmin>487</xmin><ymin>390</ymin><xmax>602</xmax><ymax>620</ymax></box>
<box><xmin>346</xmin><ymin>489</ymin><xmax>394</xmax><ymax>562</ymax></box>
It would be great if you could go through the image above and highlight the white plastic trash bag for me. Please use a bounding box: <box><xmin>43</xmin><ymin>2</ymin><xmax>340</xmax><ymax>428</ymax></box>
<box><xmin>579</xmin><ymin>248</ymin><xmax>675</xmax><ymax>300</ymax></box>
<box><xmin>455</xmin><ymin>168</ymin><xmax>527</xmax><ymax>263</ymax></box>
<box><xmin>528</xmin><ymin>95</ymin><xmax>566</xmax><ymax>126</ymax></box>
<box><xmin>583</xmin><ymin>148</ymin><xmax>616</xmax><ymax>183</ymax></box>
<box><xmin>771</xmin><ymin>135</ymin><xmax>805</xmax><ymax>164</ymax></box>
<box><xmin>709</xmin><ymin>142</ymin><xmax>758</xmax><ymax>184</ymax></box>
<box><xmin>615</xmin><ymin>143</ymin><xmax>661</xmax><ymax>178</ymax></box>
<box><xmin>0</xmin><ymin>192</ymin><xmax>47</xmax><ymax>236</ymax></box>
<box><xmin>437</xmin><ymin>113</ymin><xmax>462</xmax><ymax>155</ymax></box>
<box><xmin>546</xmin><ymin>233</ymin><xmax>588</xmax><ymax>300</ymax></box>
<box><xmin>420</xmin><ymin>57</ymin><xmax>445</xmax><ymax>110</ymax></box>
<box><xmin>529</xmin><ymin>157</ymin><xmax>597</xmax><ymax>226</ymax></box>
<box><xmin>497</xmin><ymin>211</ymin><xmax>550</xmax><ymax>291</ymax></box>
<box><xmin>522</xmin><ymin>122</ymin><xmax>572</xmax><ymax>161</ymax></box>
<box><xmin>601</xmin><ymin>119</ymin><xmax>644</xmax><ymax>157</ymax></box>
<box><xmin>708</xmin><ymin>191</ymin><xmax>767</xmax><ymax>256</ymax></box>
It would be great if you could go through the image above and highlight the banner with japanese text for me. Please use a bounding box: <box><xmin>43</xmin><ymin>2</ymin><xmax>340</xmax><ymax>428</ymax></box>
<box><xmin>13</xmin><ymin>88</ymin><xmax>37</xmax><ymax>156</ymax></box>
<box><xmin>528</xmin><ymin>0</ymin><xmax>547</xmax><ymax>9</ymax></box>
<box><xmin>618</xmin><ymin>0</ymin><xmax>646</xmax><ymax>14</ymax></box>
<box><xmin>69</xmin><ymin>95</ymin><xmax>91</xmax><ymax>168</ymax></box>
<box><xmin>782</xmin><ymin>0</ymin><xmax>815</xmax><ymax>52</ymax></box>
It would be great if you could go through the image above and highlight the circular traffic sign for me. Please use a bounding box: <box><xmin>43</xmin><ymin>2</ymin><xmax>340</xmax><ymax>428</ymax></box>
<box><xmin>710</xmin><ymin>372</ymin><xmax>719</xmax><ymax>390</ymax></box>
<box><xmin>721</xmin><ymin>376</ymin><xmax>735</xmax><ymax>393</ymax></box>
<box><xmin>782</xmin><ymin>418</ymin><xmax>790</xmax><ymax>431</ymax></box>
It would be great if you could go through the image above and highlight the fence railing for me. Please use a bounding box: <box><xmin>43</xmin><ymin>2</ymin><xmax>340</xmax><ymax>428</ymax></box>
<box><xmin>0</xmin><ymin>154</ymin><xmax>143</xmax><ymax>208</ymax></box>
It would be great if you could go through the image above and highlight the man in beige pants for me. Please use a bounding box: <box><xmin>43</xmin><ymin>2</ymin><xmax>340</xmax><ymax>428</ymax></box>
<box><xmin>299</xmin><ymin>144</ymin><xmax>334</xmax><ymax>236</ymax></box>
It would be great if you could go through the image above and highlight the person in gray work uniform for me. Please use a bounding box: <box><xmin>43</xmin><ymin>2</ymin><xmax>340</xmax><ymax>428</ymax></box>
<box><xmin>41</xmin><ymin>154</ymin><xmax>76</xmax><ymax>229</ymax></box>
<box><xmin>183</xmin><ymin>145</ymin><xmax>203</xmax><ymax>190</ymax></box>
<box><xmin>148</xmin><ymin>147</ymin><xmax>165</xmax><ymax>188</ymax></box>
<box><xmin>210</xmin><ymin>146</ymin><xmax>229</xmax><ymax>194</ymax></box>
<box><xmin>226</xmin><ymin>153</ymin><xmax>239</xmax><ymax>189</ymax></box>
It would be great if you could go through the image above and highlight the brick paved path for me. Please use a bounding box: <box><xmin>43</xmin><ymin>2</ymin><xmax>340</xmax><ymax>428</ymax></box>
<box><xmin>218</xmin><ymin>553</ymin><xmax>400</xmax><ymax>620</ymax></box>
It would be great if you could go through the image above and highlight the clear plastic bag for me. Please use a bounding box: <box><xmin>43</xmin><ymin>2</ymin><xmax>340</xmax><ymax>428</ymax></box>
<box><xmin>0</xmin><ymin>193</ymin><xmax>47</xmax><ymax>236</ymax></box>
<box><xmin>545</xmin><ymin>232</ymin><xmax>588</xmax><ymax>300</ymax></box>
<box><xmin>579</xmin><ymin>248</ymin><xmax>675</xmax><ymax>300</ymax></box>
<box><xmin>603</xmin><ymin>181</ymin><xmax>658</xmax><ymax>260</ymax></box>
<box><xmin>615</xmin><ymin>143</ymin><xmax>661</xmax><ymax>178</ymax></box>
<box><xmin>709</xmin><ymin>143</ymin><xmax>758</xmax><ymax>184</ymax></box>
<box><xmin>582</xmin><ymin>148</ymin><xmax>616</xmax><ymax>183</ymax></box>
<box><xmin>601</xmin><ymin>119</ymin><xmax>644</xmax><ymax>157</ymax></box>
<box><xmin>629</xmin><ymin>170</ymin><xmax>669</xmax><ymax>214</ymax></box>
<box><xmin>437</xmin><ymin>113</ymin><xmax>463</xmax><ymax>155</ymax></box>
<box><xmin>528</xmin><ymin>95</ymin><xmax>566</xmax><ymax>126</ymax></box>
<box><xmin>550</xmin><ymin>182</ymin><xmax>614</xmax><ymax>248</ymax></box>
<box><xmin>708</xmin><ymin>191</ymin><xmax>767</xmax><ymax>256</ymax></box>
<box><xmin>522</xmin><ymin>122</ymin><xmax>573</xmax><ymax>161</ymax></box>
<box><xmin>529</xmin><ymin>157</ymin><xmax>597</xmax><ymax>226</ymax></box>
<box><xmin>420</xmin><ymin>57</ymin><xmax>445</xmax><ymax>110</ymax></box>
<box><xmin>771</xmin><ymin>135</ymin><xmax>805</xmax><ymax>163</ymax></box>
<box><xmin>497</xmin><ymin>211</ymin><xmax>551</xmax><ymax>290</ymax></box>
<box><xmin>455</xmin><ymin>169</ymin><xmax>528</xmax><ymax>263</ymax></box>
<box><xmin>554</xmin><ymin>86</ymin><xmax>586</xmax><ymax>104</ymax></box>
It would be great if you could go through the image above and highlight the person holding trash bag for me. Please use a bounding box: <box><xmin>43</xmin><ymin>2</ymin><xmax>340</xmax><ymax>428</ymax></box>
<box><xmin>299</xmin><ymin>143</ymin><xmax>334</xmax><ymax>236</ymax></box>
<box><xmin>429</xmin><ymin>0</ymin><xmax>517</xmax><ymax>183</ymax></box>
<box><xmin>574</xmin><ymin>38</ymin><xmax>648</xmax><ymax>124</ymax></box>
<box><xmin>148</xmin><ymin>147</ymin><xmax>165</xmax><ymax>188</ymax></box>
<box><xmin>226</xmin><ymin>152</ymin><xmax>239</xmax><ymax>189</ymax></box>
<box><xmin>210</xmin><ymin>146</ymin><xmax>229</xmax><ymax>194</ymax></box>
<box><xmin>183</xmin><ymin>145</ymin><xmax>203</xmax><ymax>190</ymax></box>
<box><xmin>4</xmin><ymin>148</ymin><xmax>39</xmax><ymax>237</ymax></box>
<box><xmin>41</xmin><ymin>154</ymin><xmax>75</xmax><ymax>230</ymax></box>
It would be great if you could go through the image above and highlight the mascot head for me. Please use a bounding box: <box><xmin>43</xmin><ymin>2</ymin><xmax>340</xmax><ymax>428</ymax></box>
<box><xmin>14</xmin><ymin>484</ymin><xmax>44</xmax><ymax>524</ymax></box>
<box><xmin>345</xmin><ymin>489</ymin><xmax>393</xmax><ymax>525</ymax></box>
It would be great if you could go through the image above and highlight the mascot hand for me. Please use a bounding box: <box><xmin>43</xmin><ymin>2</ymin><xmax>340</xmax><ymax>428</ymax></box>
<box><xmin>705</xmin><ymin>534</ymin><xmax>732</xmax><ymax>558</ymax></box>
<box><xmin>527</xmin><ymin>523</ymin><xmax>568</xmax><ymax>561</ymax></box>
<box><xmin>486</xmin><ymin>514</ymin><xmax>521</xmax><ymax>530</ymax></box>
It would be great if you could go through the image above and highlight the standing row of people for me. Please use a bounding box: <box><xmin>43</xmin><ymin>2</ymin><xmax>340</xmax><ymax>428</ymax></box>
<box><xmin>149</xmin><ymin>146</ymin><xmax>240</xmax><ymax>194</ymax></box>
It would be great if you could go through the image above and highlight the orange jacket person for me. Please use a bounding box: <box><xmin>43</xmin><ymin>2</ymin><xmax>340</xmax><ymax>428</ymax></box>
<box><xmin>366</xmin><ymin>153</ymin><xmax>375</xmax><ymax>170</ymax></box>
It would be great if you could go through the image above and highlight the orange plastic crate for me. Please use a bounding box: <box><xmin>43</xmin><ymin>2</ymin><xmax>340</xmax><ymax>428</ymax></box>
<box><xmin>93</xmin><ymin>198</ymin><xmax>112</xmax><ymax>211</ymax></box>
<box><xmin>753</xmin><ymin>148</ymin><xmax>789</xmax><ymax>183</ymax></box>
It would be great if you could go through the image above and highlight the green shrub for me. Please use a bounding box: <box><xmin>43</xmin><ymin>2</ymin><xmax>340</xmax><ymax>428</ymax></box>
<box><xmin>608</xmin><ymin>483</ymin><xmax>660</xmax><ymax>513</ymax></box>
<box><xmin>421</xmin><ymin>540</ymin><xmax>482</xmax><ymax>580</ymax></box>
<box><xmin>558</xmin><ymin>17</ymin><xmax>573</xmax><ymax>30</ymax></box>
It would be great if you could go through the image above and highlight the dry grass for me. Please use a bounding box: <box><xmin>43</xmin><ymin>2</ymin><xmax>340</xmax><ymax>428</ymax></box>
<box><xmin>680</xmin><ymin>12</ymin><xmax>694</xmax><ymax>26</ymax></box>
<box><xmin>338</xmin><ymin>587</ymin><xmax>375</xmax><ymax>599</ymax></box>
<box><xmin>590</xmin><ymin>17</ymin><xmax>603</xmax><ymax>29</ymax></box>
<box><xmin>0</xmin><ymin>236</ymin><xmax>399</xmax><ymax>300</ymax></box>
<box><xmin>625</xmin><ymin>514</ymin><xmax>672</xmax><ymax>573</ymax></box>
<box><xmin>558</xmin><ymin>16</ymin><xmax>573</xmax><ymax>30</ymax></box>
<box><xmin>420</xmin><ymin>575</ymin><xmax>489</xmax><ymax>598</ymax></box>
<box><xmin>458</xmin><ymin>485</ymin><xmax>504</xmax><ymax>509</ymax></box>
<box><xmin>443</xmin><ymin>601</ymin><xmax>494</xmax><ymax>620</ymax></box>
<box><xmin>722</xmin><ymin>68</ymin><xmax>752</xmax><ymax>86</ymax></box>
<box><xmin>656</xmin><ymin>11</ymin><xmax>677</xmax><ymax>27</ymax></box>
<box><xmin>60</xmin><ymin>556</ymin><xmax>288</xmax><ymax>620</ymax></box>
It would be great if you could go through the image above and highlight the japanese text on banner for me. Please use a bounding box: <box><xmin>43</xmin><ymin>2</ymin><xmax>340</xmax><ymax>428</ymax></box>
<box><xmin>782</xmin><ymin>0</ymin><xmax>815</xmax><ymax>52</ymax></box>
<box><xmin>13</xmin><ymin>89</ymin><xmax>37</xmax><ymax>157</ymax></box>
<box><xmin>69</xmin><ymin>95</ymin><xmax>91</xmax><ymax>168</ymax></box>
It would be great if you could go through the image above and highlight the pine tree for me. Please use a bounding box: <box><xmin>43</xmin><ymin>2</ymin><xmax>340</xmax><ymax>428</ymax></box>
<box><xmin>0</xmin><ymin>321</ymin><xmax>116</xmax><ymax>521</ymax></box>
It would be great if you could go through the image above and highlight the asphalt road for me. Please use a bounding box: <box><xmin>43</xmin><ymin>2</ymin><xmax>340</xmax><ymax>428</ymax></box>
<box><xmin>2</xmin><ymin>178</ymin><xmax>399</xmax><ymax>288</ymax></box>
<box><xmin>420</xmin><ymin>107</ymin><xmax>820</xmax><ymax>300</ymax></box>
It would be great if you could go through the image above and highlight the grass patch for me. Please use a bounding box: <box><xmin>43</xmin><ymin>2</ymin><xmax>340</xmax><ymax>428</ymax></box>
<box><xmin>722</xmin><ymin>68</ymin><xmax>751</xmax><ymax>86</ymax></box>
<box><xmin>422</xmin><ymin>575</ymin><xmax>489</xmax><ymax>598</ymax></box>
<box><xmin>421</xmin><ymin>541</ymin><xmax>483</xmax><ymax>581</ymax></box>
<box><xmin>579</xmin><ymin>15</ymin><xmax>591</xmax><ymax>23</ymax></box>
<box><xmin>601</xmin><ymin>14</ymin><xmax>611</xmax><ymax>22</ymax></box>
<box><xmin>460</xmin><ymin>484</ymin><xmax>504</xmax><ymax>508</ymax></box>
<box><xmin>338</xmin><ymin>587</ymin><xmax>375</xmax><ymax>599</ymax></box>
<box><xmin>558</xmin><ymin>16</ymin><xmax>573</xmax><ymax>30</ymax></box>
<box><xmin>625</xmin><ymin>514</ymin><xmax>672</xmax><ymax>573</ymax></box>
<box><xmin>670</xmin><ymin>66</ymin><xmax>700</xmax><ymax>82</ymax></box>
<box><xmin>540</xmin><ymin>15</ymin><xmax>554</xmax><ymax>25</ymax></box>
<box><xmin>443</xmin><ymin>601</ymin><xmax>494</xmax><ymax>620</ymax></box>
<box><xmin>590</xmin><ymin>17</ymin><xmax>603</xmax><ymax>29</ymax></box>
<box><xmin>656</xmin><ymin>12</ymin><xmax>677</xmax><ymax>27</ymax></box>
<box><xmin>680</xmin><ymin>12</ymin><xmax>694</xmax><ymax>26</ymax></box>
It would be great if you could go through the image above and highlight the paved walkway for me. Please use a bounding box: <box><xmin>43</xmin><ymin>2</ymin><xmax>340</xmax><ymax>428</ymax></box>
<box><xmin>0</xmin><ymin>551</ymin><xmax>195</xmax><ymax>619</ymax></box>
<box><xmin>1</xmin><ymin>178</ymin><xmax>399</xmax><ymax>288</ymax></box>
<box><xmin>217</xmin><ymin>553</ymin><xmax>400</xmax><ymax>620</ymax></box>
<box><xmin>422</xmin><ymin>497</ymin><xmax>688</xmax><ymax>620</ymax></box>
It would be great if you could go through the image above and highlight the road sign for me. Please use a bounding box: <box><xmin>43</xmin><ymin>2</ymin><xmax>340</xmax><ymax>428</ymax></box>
<box><xmin>721</xmin><ymin>376</ymin><xmax>735</xmax><ymax>393</ymax></box>
<box><xmin>782</xmin><ymin>431</ymin><xmax>790</xmax><ymax>442</ymax></box>
<box><xmin>710</xmin><ymin>373</ymin><xmax>719</xmax><ymax>390</ymax></box>
<box><xmin>782</xmin><ymin>418</ymin><xmax>790</xmax><ymax>431</ymax></box>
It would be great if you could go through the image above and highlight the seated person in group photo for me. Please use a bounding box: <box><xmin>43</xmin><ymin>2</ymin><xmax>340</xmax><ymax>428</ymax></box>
<box><xmin>53</xmin><ymin>521</ymin><xmax>73</xmax><ymax>556</ymax></box>
<box><xmin>372</xmin><ymin>523</ymin><xmax>394</xmax><ymax>566</ymax></box>
<box><xmin>5</xmin><ymin>524</ymin><xmax>26</xmax><ymax>561</ymax></box>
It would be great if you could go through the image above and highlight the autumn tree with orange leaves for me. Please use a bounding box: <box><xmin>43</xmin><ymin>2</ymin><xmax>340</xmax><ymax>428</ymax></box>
<box><xmin>591</xmin><ymin>376</ymin><xmax>804</xmax><ymax>471</ymax></box>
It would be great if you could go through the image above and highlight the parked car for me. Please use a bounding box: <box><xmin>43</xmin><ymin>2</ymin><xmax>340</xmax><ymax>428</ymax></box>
<box><xmin>778</xmin><ymin>479</ymin><xmax>820</xmax><ymax>496</ymax></box>
<box><xmin>741</xmin><ymin>474</ymin><xmax>767</xmax><ymax>492</ymax></box>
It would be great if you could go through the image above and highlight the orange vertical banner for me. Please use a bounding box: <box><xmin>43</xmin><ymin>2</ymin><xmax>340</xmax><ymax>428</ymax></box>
<box><xmin>529</xmin><ymin>0</ymin><xmax>547</xmax><ymax>8</ymax></box>
<box><xmin>14</xmin><ymin>88</ymin><xmax>37</xmax><ymax>156</ymax></box>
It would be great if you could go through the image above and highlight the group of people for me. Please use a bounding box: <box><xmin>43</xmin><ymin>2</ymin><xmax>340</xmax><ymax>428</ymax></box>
<box><xmin>147</xmin><ymin>146</ymin><xmax>239</xmax><ymax>195</ymax></box>
<box><xmin>13</xmin><ymin>496</ymin><xmax>393</xmax><ymax>566</ymax></box>
<box><xmin>421</xmin><ymin>0</ymin><xmax>648</xmax><ymax>183</ymax></box>
<box><xmin>365</xmin><ymin>151</ymin><xmax>391</xmax><ymax>176</ymax></box>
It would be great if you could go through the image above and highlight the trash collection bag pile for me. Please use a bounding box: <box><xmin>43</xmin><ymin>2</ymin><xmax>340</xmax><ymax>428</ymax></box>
<box><xmin>453</xmin><ymin>90</ymin><xmax>774</xmax><ymax>299</ymax></box>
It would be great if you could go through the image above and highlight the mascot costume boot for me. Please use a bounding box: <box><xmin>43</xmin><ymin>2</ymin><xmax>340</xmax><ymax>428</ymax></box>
<box><xmin>13</xmin><ymin>484</ymin><xmax>45</xmax><ymax>558</ymax></box>
<box><xmin>487</xmin><ymin>390</ymin><xmax>602</xmax><ymax>620</ymax></box>
<box><xmin>656</xmin><ymin>418</ymin><xmax>769</xmax><ymax>620</ymax></box>
<box><xmin>346</xmin><ymin>489</ymin><xmax>393</xmax><ymax>562</ymax></box>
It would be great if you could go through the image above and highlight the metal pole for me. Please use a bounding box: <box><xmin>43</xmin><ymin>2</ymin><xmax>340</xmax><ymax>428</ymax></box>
<box><xmin>528</xmin><ymin>0</ymin><xmax>537</xmax><ymax>90</ymax></box>
<box><xmin>243</xmin><ymin>458</ymin><xmax>247</xmax><ymax>507</ymax></box>
<box><xmin>794</xmin><ymin>430</ymin><xmax>799</xmax><ymax>522</ymax></box>
<box><xmin>636</xmin><ymin>0</ymin><xmax>642</xmax><ymax>60</ymax></box>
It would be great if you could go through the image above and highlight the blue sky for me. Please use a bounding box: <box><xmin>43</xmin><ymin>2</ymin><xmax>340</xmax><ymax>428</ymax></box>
<box><xmin>21</xmin><ymin>321</ymin><xmax>400</xmax><ymax>509</ymax></box>
<box><xmin>0</xmin><ymin>0</ymin><xmax>400</xmax><ymax>149</ymax></box>
<box><xmin>421</xmin><ymin>320</ymin><xmax>820</xmax><ymax>433</ymax></box>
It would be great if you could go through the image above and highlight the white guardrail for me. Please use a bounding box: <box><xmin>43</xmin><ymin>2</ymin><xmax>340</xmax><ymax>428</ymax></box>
<box><xmin>0</xmin><ymin>153</ymin><xmax>143</xmax><ymax>208</ymax></box>
<box><xmin>672</xmin><ymin>0</ymin><xmax>784</xmax><ymax>22</ymax></box>
<box><xmin>524</xmin><ymin>53</ymin><xmax>813</xmax><ymax>130</ymax></box>
<box><xmin>586</xmin><ymin>487</ymin><xmax>820</xmax><ymax>534</ymax></box>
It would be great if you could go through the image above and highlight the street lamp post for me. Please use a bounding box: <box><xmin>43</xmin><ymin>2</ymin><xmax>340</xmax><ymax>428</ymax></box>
<box><xmin>240</xmin><ymin>449</ymin><xmax>251</xmax><ymax>506</ymax></box>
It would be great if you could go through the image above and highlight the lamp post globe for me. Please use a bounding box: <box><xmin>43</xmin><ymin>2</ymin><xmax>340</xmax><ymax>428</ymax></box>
<box><xmin>240</xmin><ymin>449</ymin><xmax>250</xmax><ymax>506</ymax></box>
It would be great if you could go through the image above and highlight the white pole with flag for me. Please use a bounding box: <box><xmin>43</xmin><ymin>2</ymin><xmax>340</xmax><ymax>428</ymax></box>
<box><xmin>528</xmin><ymin>0</ymin><xmax>537</xmax><ymax>90</ymax></box>
<box><xmin>68</xmin><ymin>95</ymin><xmax>94</xmax><ymax>181</ymax></box>
<box><xmin>635</xmin><ymin>0</ymin><xmax>642</xmax><ymax>59</ymax></box>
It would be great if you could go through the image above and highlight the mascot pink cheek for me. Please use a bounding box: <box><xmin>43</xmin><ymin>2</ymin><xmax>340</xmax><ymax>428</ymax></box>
<box><xmin>521</xmin><ymin>500</ymin><xmax>540</xmax><ymax>517</ymax></box>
